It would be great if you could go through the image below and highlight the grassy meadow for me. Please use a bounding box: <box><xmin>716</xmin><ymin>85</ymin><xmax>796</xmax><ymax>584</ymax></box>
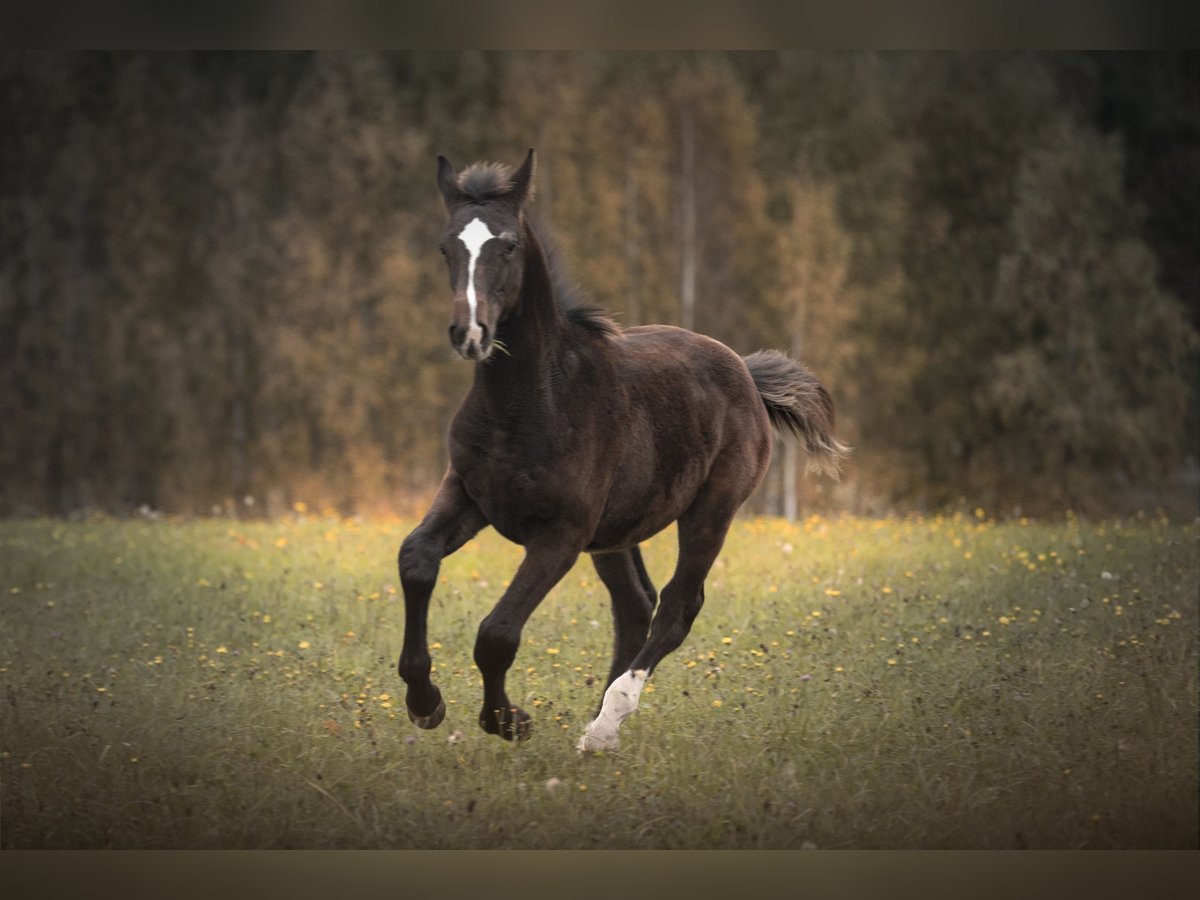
<box><xmin>1</xmin><ymin>511</ymin><xmax>1196</xmax><ymax>849</ymax></box>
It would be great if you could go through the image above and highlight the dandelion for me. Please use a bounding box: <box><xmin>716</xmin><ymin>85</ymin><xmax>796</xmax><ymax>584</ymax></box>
<box><xmin>721</xmin><ymin>637</ymin><xmax>733</xmax><ymax>645</ymax></box>
<box><xmin>712</xmin><ymin>699</ymin><xmax>723</xmax><ymax>708</ymax></box>
<box><xmin>546</xmin><ymin>647</ymin><xmax>560</xmax><ymax>656</ymax></box>
<box><xmin>297</xmin><ymin>641</ymin><xmax>310</xmax><ymax>650</ymax></box>
<box><xmin>887</xmin><ymin>658</ymin><xmax>898</xmax><ymax>666</ymax></box>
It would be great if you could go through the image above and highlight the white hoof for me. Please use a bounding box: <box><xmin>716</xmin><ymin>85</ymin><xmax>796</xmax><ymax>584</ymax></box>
<box><xmin>576</xmin><ymin>669</ymin><xmax>647</xmax><ymax>753</ymax></box>
<box><xmin>577</xmin><ymin>727</ymin><xmax>619</xmax><ymax>753</ymax></box>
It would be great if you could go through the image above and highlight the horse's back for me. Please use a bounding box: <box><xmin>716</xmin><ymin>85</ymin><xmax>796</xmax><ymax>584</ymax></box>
<box><xmin>619</xmin><ymin>324</ymin><xmax>755</xmax><ymax>384</ymax></box>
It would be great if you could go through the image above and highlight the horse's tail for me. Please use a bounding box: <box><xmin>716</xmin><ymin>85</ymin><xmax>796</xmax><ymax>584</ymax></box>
<box><xmin>743</xmin><ymin>349</ymin><xmax>851</xmax><ymax>478</ymax></box>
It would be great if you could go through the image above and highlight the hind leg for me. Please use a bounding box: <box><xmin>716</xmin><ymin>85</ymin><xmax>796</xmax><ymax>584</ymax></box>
<box><xmin>591</xmin><ymin>547</ymin><xmax>657</xmax><ymax>700</ymax></box>
<box><xmin>578</xmin><ymin>494</ymin><xmax>740</xmax><ymax>752</ymax></box>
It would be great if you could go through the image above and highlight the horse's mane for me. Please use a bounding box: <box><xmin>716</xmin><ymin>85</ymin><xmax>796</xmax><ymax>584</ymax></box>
<box><xmin>457</xmin><ymin>161</ymin><xmax>621</xmax><ymax>340</ymax></box>
<box><xmin>534</xmin><ymin>215</ymin><xmax>621</xmax><ymax>339</ymax></box>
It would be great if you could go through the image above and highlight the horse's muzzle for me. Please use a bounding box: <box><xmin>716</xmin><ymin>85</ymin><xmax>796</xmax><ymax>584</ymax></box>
<box><xmin>449</xmin><ymin>322</ymin><xmax>491</xmax><ymax>361</ymax></box>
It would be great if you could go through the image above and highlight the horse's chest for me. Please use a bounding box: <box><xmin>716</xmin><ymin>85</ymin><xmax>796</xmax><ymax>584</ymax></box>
<box><xmin>451</xmin><ymin>434</ymin><xmax>575</xmax><ymax>540</ymax></box>
<box><xmin>465</xmin><ymin>466</ymin><xmax>564</xmax><ymax>541</ymax></box>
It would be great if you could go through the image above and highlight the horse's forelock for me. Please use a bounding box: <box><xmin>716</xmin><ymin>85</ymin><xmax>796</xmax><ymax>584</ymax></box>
<box><xmin>457</xmin><ymin>162</ymin><xmax>518</xmax><ymax>204</ymax></box>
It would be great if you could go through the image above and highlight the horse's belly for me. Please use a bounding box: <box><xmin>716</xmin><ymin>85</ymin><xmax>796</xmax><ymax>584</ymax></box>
<box><xmin>585</xmin><ymin>512</ymin><xmax>678</xmax><ymax>553</ymax></box>
<box><xmin>586</xmin><ymin>469</ymin><xmax>702</xmax><ymax>552</ymax></box>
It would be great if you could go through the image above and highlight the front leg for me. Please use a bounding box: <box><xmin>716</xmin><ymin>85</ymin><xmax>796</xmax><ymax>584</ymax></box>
<box><xmin>398</xmin><ymin>469</ymin><xmax>487</xmax><ymax>729</ymax></box>
<box><xmin>474</xmin><ymin>534</ymin><xmax>581</xmax><ymax>741</ymax></box>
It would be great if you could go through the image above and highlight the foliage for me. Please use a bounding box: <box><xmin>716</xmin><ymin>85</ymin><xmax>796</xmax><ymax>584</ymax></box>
<box><xmin>1</xmin><ymin>514</ymin><xmax>1196</xmax><ymax>848</ymax></box>
<box><xmin>1</xmin><ymin>52</ymin><xmax>1196</xmax><ymax>517</ymax></box>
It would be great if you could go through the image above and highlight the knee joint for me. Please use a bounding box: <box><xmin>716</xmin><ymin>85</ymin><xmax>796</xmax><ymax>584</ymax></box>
<box><xmin>399</xmin><ymin>531</ymin><xmax>440</xmax><ymax>588</ymax></box>
<box><xmin>474</xmin><ymin>617</ymin><xmax>520</xmax><ymax>672</ymax></box>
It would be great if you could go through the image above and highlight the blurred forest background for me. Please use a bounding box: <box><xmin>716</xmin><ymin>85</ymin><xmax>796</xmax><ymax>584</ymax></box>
<box><xmin>2</xmin><ymin>51</ymin><xmax>1197</xmax><ymax>519</ymax></box>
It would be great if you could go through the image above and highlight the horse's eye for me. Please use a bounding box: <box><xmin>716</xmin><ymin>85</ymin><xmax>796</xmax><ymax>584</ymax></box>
<box><xmin>505</xmin><ymin>241</ymin><xmax>518</xmax><ymax>256</ymax></box>
<box><xmin>438</xmin><ymin>244</ymin><xmax>448</xmax><ymax>258</ymax></box>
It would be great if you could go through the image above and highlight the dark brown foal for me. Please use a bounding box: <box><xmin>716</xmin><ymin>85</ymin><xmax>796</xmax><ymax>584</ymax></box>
<box><xmin>398</xmin><ymin>150</ymin><xmax>849</xmax><ymax>751</ymax></box>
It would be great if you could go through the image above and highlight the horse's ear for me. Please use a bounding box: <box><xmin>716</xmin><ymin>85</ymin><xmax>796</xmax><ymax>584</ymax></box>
<box><xmin>507</xmin><ymin>148</ymin><xmax>536</xmax><ymax>209</ymax></box>
<box><xmin>437</xmin><ymin>155</ymin><xmax>461</xmax><ymax>210</ymax></box>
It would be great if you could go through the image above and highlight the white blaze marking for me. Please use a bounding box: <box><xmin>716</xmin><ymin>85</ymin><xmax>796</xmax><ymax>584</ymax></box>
<box><xmin>577</xmin><ymin>668</ymin><xmax>648</xmax><ymax>752</ymax></box>
<box><xmin>456</xmin><ymin>217</ymin><xmax>497</xmax><ymax>347</ymax></box>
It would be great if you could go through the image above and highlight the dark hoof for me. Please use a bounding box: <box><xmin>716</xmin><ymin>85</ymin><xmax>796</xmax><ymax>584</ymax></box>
<box><xmin>480</xmin><ymin>705</ymin><xmax>533</xmax><ymax>742</ymax></box>
<box><xmin>407</xmin><ymin>692</ymin><xmax>446</xmax><ymax>730</ymax></box>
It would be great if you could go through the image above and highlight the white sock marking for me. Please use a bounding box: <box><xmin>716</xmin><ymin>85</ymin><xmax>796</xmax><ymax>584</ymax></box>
<box><xmin>577</xmin><ymin>669</ymin><xmax>648</xmax><ymax>752</ymax></box>
<box><xmin>456</xmin><ymin>217</ymin><xmax>497</xmax><ymax>348</ymax></box>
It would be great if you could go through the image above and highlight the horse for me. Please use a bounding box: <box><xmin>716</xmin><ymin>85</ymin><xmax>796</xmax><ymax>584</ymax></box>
<box><xmin>397</xmin><ymin>149</ymin><xmax>849</xmax><ymax>752</ymax></box>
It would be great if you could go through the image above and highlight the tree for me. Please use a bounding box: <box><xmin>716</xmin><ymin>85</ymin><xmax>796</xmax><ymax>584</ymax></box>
<box><xmin>776</xmin><ymin>170</ymin><xmax>854</xmax><ymax>518</ymax></box>
<box><xmin>983</xmin><ymin>116</ymin><xmax>1196</xmax><ymax>509</ymax></box>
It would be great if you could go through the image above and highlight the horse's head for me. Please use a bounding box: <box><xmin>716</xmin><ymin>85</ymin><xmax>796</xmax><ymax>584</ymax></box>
<box><xmin>436</xmin><ymin>149</ymin><xmax>536</xmax><ymax>361</ymax></box>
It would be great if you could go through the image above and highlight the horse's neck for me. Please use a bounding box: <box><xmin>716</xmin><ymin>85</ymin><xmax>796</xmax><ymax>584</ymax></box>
<box><xmin>475</xmin><ymin>224</ymin><xmax>568</xmax><ymax>408</ymax></box>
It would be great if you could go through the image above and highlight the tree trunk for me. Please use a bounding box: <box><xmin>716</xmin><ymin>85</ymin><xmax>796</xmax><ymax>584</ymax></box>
<box><xmin>786</xmin><ymin>281</ymin><xmax>807</xmax><ymax>522</ymax></box>
<box><xmin>679</xmin><ymin>108</ymin><xmax>696</xmax><ymax>331</ymax></box>
<box><xmin>625</xmin><ymin>150</ymin><xmax>641</xmax><ymax>326</ymax></box>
